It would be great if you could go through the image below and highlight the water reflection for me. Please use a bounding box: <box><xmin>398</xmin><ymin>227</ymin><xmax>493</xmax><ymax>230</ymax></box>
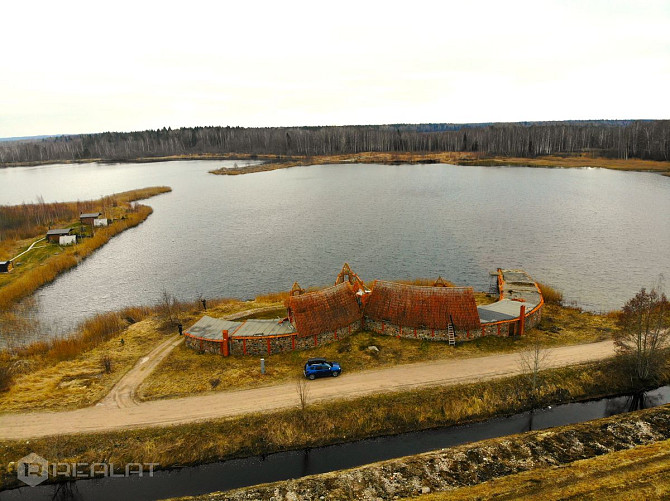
<box><xmin>605</xmin><ymin>391</ymin><xmax>663</xmax><ymax>415</ymax></box>
<box><xmin>50</xmin><ymin>482</ymin><xmax>80</xmax><ymax>501</ymax></box>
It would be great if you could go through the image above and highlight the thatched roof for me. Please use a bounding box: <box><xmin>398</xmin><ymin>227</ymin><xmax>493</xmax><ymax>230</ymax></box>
<box><xmin>286</xmin><ymin>282</ymin><xmax>361</xmax><ymax>337</ymax></box>
<box><xmin>364</xmin><ymin>281</ymin><xmax>481</xmax><ymax>330</ymax></box>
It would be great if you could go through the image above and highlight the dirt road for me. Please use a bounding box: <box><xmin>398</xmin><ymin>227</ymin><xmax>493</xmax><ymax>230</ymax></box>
<box><xmin>0</xmin><ymin>340</ymin><xmax>616</xmax><ymax>440</ymax></box>
<box><xmin>99</xmin><ymin>306</ymin><xmax>280</xmax><ymax>410</ymax></box>
<box><xmin>98</xmin><ymin>335</ymin><xmax>183</xmax><ymax>409</ymax></box>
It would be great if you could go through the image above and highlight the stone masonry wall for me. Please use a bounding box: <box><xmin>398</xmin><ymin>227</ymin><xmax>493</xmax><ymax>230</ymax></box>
<box><xmin>226</xmin><ymin>320</ymin><xmax>362</xmax><ymax>356</ymax></box>
<box><xmin>364</xmin><ymin>318</ymin><xmax>477</xmax><ymax>341</ymax></box>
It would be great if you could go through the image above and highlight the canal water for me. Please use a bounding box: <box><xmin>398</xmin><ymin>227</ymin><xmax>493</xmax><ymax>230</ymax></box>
<box><xmin>1</xmin><ymin>160</ymin><xmax>669</xmax><ymax>342</ymax></box>
<box><xmin>2</xmin><ymin>386</ymin><xmax>668</xmax><ymax>500</ymax></box>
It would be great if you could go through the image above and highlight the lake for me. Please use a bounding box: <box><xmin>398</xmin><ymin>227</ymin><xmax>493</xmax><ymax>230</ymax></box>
<box><xmin>1</xmin><ymin>160</ymin><xmax>669</xmax><ymax>341</ymax></box>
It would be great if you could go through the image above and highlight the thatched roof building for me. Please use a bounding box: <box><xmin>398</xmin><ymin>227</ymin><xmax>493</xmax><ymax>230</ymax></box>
<box><xmin>286</xmin><ymin>282</ymin><xmax>362</xmax><ymax>337</ymax></box>
<box><xmin>364</xmin><ymin>281</ymin><xmax>481</xmax><ymax>330</ymax></box>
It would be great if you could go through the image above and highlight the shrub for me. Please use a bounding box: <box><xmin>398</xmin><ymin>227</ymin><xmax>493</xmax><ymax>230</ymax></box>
<box><xmin>0</xmin><ymin>358</ymin><xmax>13</xmax><ymax>392</ymax></box>
<box><xmin>537</xmin><ymin>282</ymin><xmax>563</xmax><ymax>305</ymax></box>
<box><xmin>101</xmin><ymin>355</ymin><xmax>112</xmax><ymax>374</ymax></box>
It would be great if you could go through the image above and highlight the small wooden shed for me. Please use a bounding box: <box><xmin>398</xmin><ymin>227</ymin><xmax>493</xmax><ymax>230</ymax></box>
<box><xmin>80</xmin><ymin>212</ymin><xmax>102</xmax><ymax>225</ymax></box>
<box><xmin>46</xmin><ymin>228</ymin><xmax>73</xmax><ymax>243</ymax></box>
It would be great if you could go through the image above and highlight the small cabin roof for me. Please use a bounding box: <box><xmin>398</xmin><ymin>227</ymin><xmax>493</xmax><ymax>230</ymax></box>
<box><xmin>80</xmin><ymin>212</ymin><xmax>101</xmax><ymax>218</ymax></box>
<box><xmin>46</xmin><ymin>228</ymin><xmax>72</xmax><ymax>236</ymax></box>
<box><xmin>185</xmin><ymin>316</ymin><xmax>242</xmax><ymax>340</ymax></box>
<box><xmin>232</xmin><ymin>319</ymin><xmax>296</xmax><ymax>337</ymax></box>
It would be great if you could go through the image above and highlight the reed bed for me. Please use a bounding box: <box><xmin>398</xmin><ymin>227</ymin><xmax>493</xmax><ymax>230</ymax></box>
<box><xmin>537</xmin><ymin>281</ymin><xmax>564</xmax><ymax>305</ymax></box>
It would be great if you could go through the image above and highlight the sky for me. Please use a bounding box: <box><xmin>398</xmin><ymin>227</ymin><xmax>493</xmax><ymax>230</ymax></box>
<box><xmin>1</xmin><ymin>0</ymin><xmax>669</xmax><ymax>138</ymax></box>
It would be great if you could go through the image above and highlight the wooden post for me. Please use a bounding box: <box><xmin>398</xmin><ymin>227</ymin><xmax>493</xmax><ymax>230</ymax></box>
<box><xmin>221</xmin><ymin>330</ymin><xmax>229</xmax><ymax>357</ymax></box>
<box><xmin>519</xmin><ymin>305</ymin><xmax>526</xmax><ymax>337</ymax></box>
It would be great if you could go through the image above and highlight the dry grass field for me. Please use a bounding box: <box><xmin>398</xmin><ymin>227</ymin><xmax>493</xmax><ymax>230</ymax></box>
<box><xmin>0</xmin><ymin>291</ymin><xmax>616</xmax><ymax>413</ymax></box>
<box><xmin>138</xmin><ymin>301</ymin><xmax>615</xmax><ymax>402</ymax></box>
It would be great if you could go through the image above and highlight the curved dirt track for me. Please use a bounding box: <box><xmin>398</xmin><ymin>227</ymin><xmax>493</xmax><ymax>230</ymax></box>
<box><xmin>99</xmin><ymin>306</ymin><xmax>281</xmax><ymax>410</ymax></box>
<box><xmin>0</xmin><ymin>340</ymin><xmax>616</xmax><ymax>440</ymax></box>
<box><xmin>98</xmin><ymin>335</ymin><xmax>183</xmax><ymax>409</ymax></box>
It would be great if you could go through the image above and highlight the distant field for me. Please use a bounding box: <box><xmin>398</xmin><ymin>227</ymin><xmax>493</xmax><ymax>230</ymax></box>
<box><xmin>209</xmin><ymin>151</ymin><xmax>670</xmax><ymax>176</ymax></box>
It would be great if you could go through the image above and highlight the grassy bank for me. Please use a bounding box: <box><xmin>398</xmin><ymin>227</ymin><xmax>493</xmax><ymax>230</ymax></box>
<box><xmin>0</xmin><ymin>298</ymin><xmax>284</xmax><ymax>413</ymax></box>
<box><xmin>205</xmin><ymin>404</ymin><xmax>670</xmax><ymax>501</ymax></box>
<box><xmin>138</xmin><ymin>302</ymin><xmax>615</xmax><ymax>401</ymax></box>
<box><xmin>209</xmin><ymin>151</ymin><xmax>670</xmax><ymax>176</ymax></box>
<box><xmin>5</xmin><ymin>151</ymin><xmax>669</xmax><ymax>175</ymax></box>
<box><xmin>0</xmin><ymin>187</ymin><xmax>171</xmax><ymax>310</ymax></box>
<box><xmin>1</xmin><ymin>359</ymin><xmax>655</xmax><ymax>491</ymax></box>
<box><xmin>0</xmin><ymin>315</ymin><xmax>163</xmax><ymax>413</ymax></box>
<box><xmin>416</xmin><ymin>439</ymin><xmax>670</xmax><ymax>500</ymax></box>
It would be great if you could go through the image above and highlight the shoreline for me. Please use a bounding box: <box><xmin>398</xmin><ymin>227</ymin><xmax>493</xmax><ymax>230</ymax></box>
<box><xmin>209</xmin><ymin>151</ymin><xmax>670</xmax><ymax>176</ymax></box>
<box><xmin>0</xmin><ymin>187</ymin><xmax>171</xmax><ymax>310</ymax></box>
<box><xmin>2</xmin><ymin>152</ymin><xmax>669</xmax><ymax>175</ymax></box>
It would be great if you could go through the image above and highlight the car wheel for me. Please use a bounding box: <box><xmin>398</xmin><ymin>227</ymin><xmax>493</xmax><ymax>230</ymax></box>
<box><xmin>332</xmin><ymin>371</ymin><xmax>340</xmax><ymax>377</ymax></box>
<box><xmin>308</xmin><ymin>374</ymin><xmax>316</xmax><ymax>380</ymax></box>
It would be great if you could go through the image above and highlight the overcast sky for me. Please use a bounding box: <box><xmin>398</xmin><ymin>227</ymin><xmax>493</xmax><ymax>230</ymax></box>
<box><xmin>1</xmin><ymin>0</ymin><xmax>668</xmax><ymax>137</ymax></box>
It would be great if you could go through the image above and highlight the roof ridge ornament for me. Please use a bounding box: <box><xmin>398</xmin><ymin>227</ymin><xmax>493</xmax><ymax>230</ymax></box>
<box><xmin>290</xmin><ymin>282</ymin><xmax>305</xmax><ymax>296</ymax></box>
<box><xmin>433</xmin><ymin>276</ymin><xmax>450</xmax><ymax>287</ymax></box>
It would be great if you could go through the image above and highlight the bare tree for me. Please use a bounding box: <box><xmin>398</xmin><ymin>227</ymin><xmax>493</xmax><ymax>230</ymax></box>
<box><xmin>160</xmin><ymin>288</ymin><xmax>178</xmax><ymax>325</ymax></box>
<box><xmin>518</xmin><ymin>332</ymin><xmax>550</xmax><ymax>405</ymax></box>
<box><xmin>614</xmin><ymin>279</ymin><xmax>669</xmax><ymax>386</ymax></box>
<box><xmin>296</xmin><ymin>375</ymin><xmax>310</xmax><ymax>412</ymax></box>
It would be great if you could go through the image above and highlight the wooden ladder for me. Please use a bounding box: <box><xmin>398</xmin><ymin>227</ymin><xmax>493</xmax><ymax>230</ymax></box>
<box><xmin>447</xmin><ymin>323</ymin><xmax>456</xmax><ymax>346</ymax></box>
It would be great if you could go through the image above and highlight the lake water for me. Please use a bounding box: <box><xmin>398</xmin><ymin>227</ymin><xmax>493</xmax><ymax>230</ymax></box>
<box><xmin>1</xmin><ymin>160</ymin><xmax>669</xmax><ymax>341</ymax></box>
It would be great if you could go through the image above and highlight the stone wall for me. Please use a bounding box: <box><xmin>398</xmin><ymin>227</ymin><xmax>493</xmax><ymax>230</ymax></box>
<box><xmin>364</xmin><ymin>318</ymin><xmax>476</xmax><ymax>341</ymax></box>
<box><xmin>184</xmin><ymin>335</ymin><xmax>224</xmax><ymax>355</ymax></box>
<box><xmin>226</xmin><ymin>320</ymin><xmax>362</xmax><ymax>356</ymax></box>
<box><xmin>366</xmin><ymin>300</ymin><xmax>543</xmax><ymax>342</ymax></box>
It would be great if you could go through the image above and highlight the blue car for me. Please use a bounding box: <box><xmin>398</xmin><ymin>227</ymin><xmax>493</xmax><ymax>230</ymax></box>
<box><xmin>304</xmin><ymin>358</ymin><xmax>342</xmax><ymax>380</ymax></box>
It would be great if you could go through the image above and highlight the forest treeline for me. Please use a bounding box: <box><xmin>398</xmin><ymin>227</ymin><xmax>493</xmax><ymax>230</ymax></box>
<box><xmin>1</xmin><ymin>120</ymin><xmax>669</xmax><ymax>164</ymax></box>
